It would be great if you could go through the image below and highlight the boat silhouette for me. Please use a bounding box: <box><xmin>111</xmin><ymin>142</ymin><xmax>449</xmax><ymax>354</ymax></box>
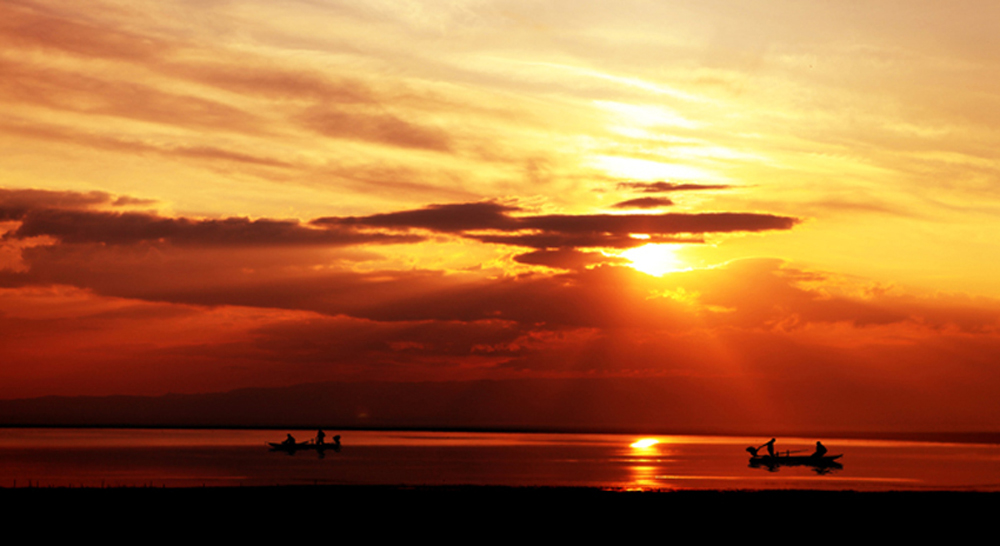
<box><xmin>748</xmin><ymin>453</ymin><xmax>842</xmax><ymax>468</ymax></box>
<box><xmin>269</xmin><ymin>434</ymin><xmax>341</xmax><ymax>453</ymax></box>
<box><xmin>746</xmin><ymin>445</ymin><xmax>842</xmax><ymax>469</ymax></box>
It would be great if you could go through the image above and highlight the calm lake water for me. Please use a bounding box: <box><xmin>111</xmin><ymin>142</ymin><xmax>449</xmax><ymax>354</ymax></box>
<box><xmin>2</xmin><ymin>428</ymin><xmax>1000</xmax><ymax>491</ymax></box>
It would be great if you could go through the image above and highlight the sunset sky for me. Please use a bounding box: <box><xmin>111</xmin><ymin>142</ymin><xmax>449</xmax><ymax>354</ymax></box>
<box><xmin>3</xmin><ymin>0</ymin><xmax>1000</xmax><ymax>431</ymax></box>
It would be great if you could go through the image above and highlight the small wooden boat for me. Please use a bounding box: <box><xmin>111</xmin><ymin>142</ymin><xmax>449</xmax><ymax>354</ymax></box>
<box><xmin>268</xmin><ymin>436</ymin><xmax>341</xmax><ymax>453</ymax></box>
<box><xmin>749</xmin><ymin>454</ymin><xmax>842</xmax><ymax>468</ymax></box>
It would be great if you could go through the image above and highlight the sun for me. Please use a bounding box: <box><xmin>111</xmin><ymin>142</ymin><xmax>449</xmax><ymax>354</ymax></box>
<box><xmin>621</xmin><ymin>244</ymin><xmax>687</xmax><ymax>276</ymax></box>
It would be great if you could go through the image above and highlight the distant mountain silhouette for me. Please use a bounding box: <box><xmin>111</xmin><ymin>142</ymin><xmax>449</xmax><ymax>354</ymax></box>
<box><xmin>0</xmin><ymin>377</ymin><xmax>750</xmax><ymax>432</ymax></box>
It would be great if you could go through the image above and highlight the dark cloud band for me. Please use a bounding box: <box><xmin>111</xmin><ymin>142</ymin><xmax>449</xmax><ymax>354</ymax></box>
<box><xmin>318</xmin><ymin>201</ymin><xmax>797</xmax><ymax>249</ymax></box>
<box><xmin>617</xmin><ymin>181</ymin><xmax>732</xmax><ymax>193</ymax></box>
<box><xmin>2</xmin><ymin>190</ymin><xmax>797</xmax><ymax>253</ymax></box>
<box><xmin>611</xmin><ymin>197</ymin><xmax>675</xmax><ymax>209</ymax></box>
<box><xmin>0</xmin><ymin>189</ymin><xmax>420</xmax><ymax>247</ymax></box>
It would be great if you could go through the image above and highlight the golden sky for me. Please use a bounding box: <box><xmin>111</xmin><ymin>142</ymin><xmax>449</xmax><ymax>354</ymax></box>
<box><xmin>3</xmin><ymin>0</ymin><xmax>1000</xmax><ymax>431</ymax></box>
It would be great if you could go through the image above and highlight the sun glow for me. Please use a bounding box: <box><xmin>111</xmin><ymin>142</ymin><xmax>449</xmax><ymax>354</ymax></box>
<box><xmin>622</xmin><ymin>244</ymin><xmax>687</xmax><ymax>276</ymax></box>
<box><xmin>591</xmin><ymin>155</ymin><xmax>710</xmax><ymax>181</ymax></box>
<box><xmin>631</xmin><ymin>438</ymin><xmax>660</xmax><ymax>449</ymax></box>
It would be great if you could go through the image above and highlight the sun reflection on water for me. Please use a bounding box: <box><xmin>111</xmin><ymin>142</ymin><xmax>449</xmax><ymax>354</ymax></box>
<box><xmin>625</xmin><ymin>437</ymin><xmax>670</xmax><ymax>490</ymax></box>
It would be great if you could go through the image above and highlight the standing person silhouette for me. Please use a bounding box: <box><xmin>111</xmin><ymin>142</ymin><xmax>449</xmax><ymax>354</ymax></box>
<box><xmin>316</xmin><ymin>429</ymin><xmax>326</xmax><ymax>445</ymax></box>
<box><xmin>760</xmin><ymin>438</ymin><xmax>777</xmax><ymax>457</ymax></box>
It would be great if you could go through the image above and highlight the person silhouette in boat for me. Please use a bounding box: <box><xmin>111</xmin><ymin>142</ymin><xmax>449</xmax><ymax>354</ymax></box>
<box><xmin>812</xmin><ymin>441</ymin><xmax>827</xmax><ymax>458</ymax></box>
<box><xmin>282</xmin><ymin>433</ymin><xmax>296</xmax><ymax>447</ymax></box>
<box><xmin>316</xmin><ymin>429</ymin><xmax>326</xmax><ymax>445</ymax></box>
<box><xmin>746</xmin><ymin>438</ymin><xmax>777</xmax><ymax>458</ymax></box>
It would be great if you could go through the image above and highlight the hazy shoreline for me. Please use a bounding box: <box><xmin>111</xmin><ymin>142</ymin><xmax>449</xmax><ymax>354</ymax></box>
<box><xmin>3</xmin><ymin>424</ymin><xmax>1000</xmax><ymax>446</ymax></box>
